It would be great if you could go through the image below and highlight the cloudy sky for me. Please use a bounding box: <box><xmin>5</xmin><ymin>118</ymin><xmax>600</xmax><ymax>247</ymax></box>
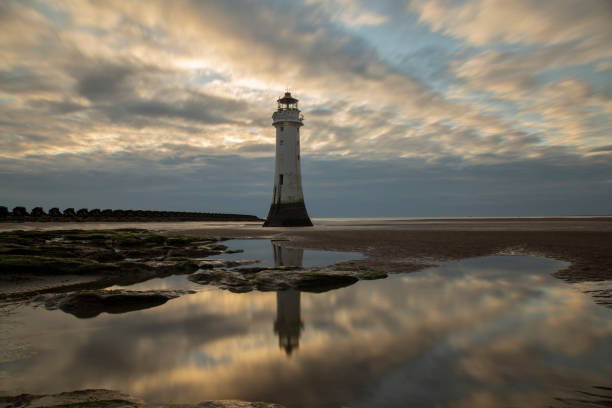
<box><xmin>1</xmin><ymin>0</ymin><xmax>611</xmax><ymax>217</ymax></box>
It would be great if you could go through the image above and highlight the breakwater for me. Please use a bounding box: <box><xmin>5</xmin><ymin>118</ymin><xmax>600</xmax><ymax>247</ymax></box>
<box><xmin>0</xmin><ymin>206</ymin><xmax>262</xmax><ymax>222</ymax></box>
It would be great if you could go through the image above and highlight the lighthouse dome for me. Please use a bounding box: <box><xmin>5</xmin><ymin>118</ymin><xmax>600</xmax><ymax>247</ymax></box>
<box><xmin>278</xmin><ymin>92</ymin><xmax>298</xmax><ymax>104</ymax></box>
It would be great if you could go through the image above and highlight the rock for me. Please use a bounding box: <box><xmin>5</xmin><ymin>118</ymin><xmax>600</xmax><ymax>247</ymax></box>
<box><xmin>292</xmin><ymin>273</ymin><xmax>359</xmax><ymax>293</ymax></box>
<box><xmin>189</xmin><ymin>267</ymin><xmax>359</xmax><ymax>293</ymax></box>
<box><xmin>197</xmin><ymin>259</ymin><xmax>262</xmax><ymax>269</ymax></box>
<box><xmin>76</xmin><ymin>208</ymin><xmax>89</xmax><ymax>216</ymax></box>
<box><xmin>120</xmin><ymin>248</ymin><xmax>167</xmax><ymax>259</ymax></box>
<box><xmin>31</xmin><ymin>206</ymin><xmax>46</xmax><ymax>217</ymax></box>
<box><xmin>332</xmin><ymin>261</ymin><xmax>388</xmax><ymax>280</ymax></box>
<box><xmin>12</xmin><ymin>206</ymin><xmax>28</xmax><ymax>216</ymax></box>
<box><xmin>0</xmin><ymin>230</ymin><xmax>225</xmax><ymax>300</ymax></box>
<box><xmin>166</xmin><ymin>247</ymin><xmax>219</xmax><ymax>258</ymax></box>
<box><xmin>0</xmin><ymin>389</ymin><xmax>143</xmax><ymax>407</ymax></box>
<box><xmin>0</xmin><ymin>254</ymin><xmax>101</xmax><ymax>274</ymax></box>
<box><xmin>166</xmin><ymin>236</ymin><xmax>199</xmax><ymax>246</ymax></box>
<box><xmin>48</xmin><ymin>207</ymin><xmax>62</xmax><ymax>216</ymax></box>
<box><xmin>89</xmin><ymin>208</ymin><xmax>102</xmax><ymax>216</ymax></box>
<box><xmin>0</xmin><ymin>390</ymin><xmax>285</xmax><ymax>408</ymax></box>
<box><xmin>196</xmin><ymin>401</ymin><xmax>286</xmax><ymax>408</ymax></box>
<box><xmin>101</xmin><ymin>209</ymin><xmax>113</xmax><ymax>216</ymax></box>
<box><xmin>44</xmin><ymin>289</ymin><xmax>192</xmax><ymax>318</ymax></box>
<box><xmin>143</xmin><ymin>259</ymin><xmax>200</xmax><ymax>274</ymax></box>
<box><xmin>114</xmin><ymin>235</ymin><xmax>143</xmax><ymax>247</ymax></box>
<box><xmin>0</xmin><ymin>205</ymin><xmax>8</xmax><ymax>217</ymax></box>
<box><xmin>196</xmin><ymin>259</ymin><xmax>229</xmax><ymax>269</ymax></box>
<box><xmin>63</xmin><ymin>207</ymin><xmax>76</xmax><ymax>216</ymax></box>
<box><xmin>355</xmin><ymin>270</ymin><xmax>388</xmax><ymax>280</ymax></box>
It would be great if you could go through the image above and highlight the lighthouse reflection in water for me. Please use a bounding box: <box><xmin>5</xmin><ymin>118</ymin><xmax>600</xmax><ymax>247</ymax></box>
<box><xmin>272</xmin><ymin>241</ymin><xmax>304</xmax><ymax>355</ymax></box>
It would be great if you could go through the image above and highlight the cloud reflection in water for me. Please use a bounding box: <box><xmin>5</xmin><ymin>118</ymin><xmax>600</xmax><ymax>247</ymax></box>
<box><xmin>2</xmin><ymin>254</ymin><xmax>611</xmax><ymax>408</ymax></box>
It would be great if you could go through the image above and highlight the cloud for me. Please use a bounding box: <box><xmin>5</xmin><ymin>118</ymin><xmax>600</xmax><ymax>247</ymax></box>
<box><xmin>0</xmin><ymin>0</ymin><xmax>610</xmax><ymax>214</ymax></box>
<box><xmin>409</xmin><ymin>0</ymin><xmax>612</xmax><ymax>53</ymax></box>
<box><xmin>401</xmin><ymin>0</ymin><xmax>612</xmax><ymax>151</ymax></box>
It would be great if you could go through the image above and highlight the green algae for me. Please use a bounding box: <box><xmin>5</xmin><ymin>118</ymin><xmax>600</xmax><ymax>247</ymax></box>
<box><xmin>0</xmin><ymin>229</ymin><xmax>213</xmax><ymax>277</ymax></box>
<box><xmin>0</xmin><ymin>254</ymin><xmax>99</xmax><ymax>274</ymax></box>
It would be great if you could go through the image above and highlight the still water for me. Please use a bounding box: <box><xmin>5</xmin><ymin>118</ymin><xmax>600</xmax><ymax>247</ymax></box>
<box><xmin>2</xmin><ymin>240</ymin><xmax>611</xmax><ymax>407</ymax></box>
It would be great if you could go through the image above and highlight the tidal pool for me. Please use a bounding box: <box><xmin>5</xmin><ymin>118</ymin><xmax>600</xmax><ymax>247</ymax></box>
<box><xmin>209</xmin><ymin>239</ymin><xmax>364</xmax><ymax>269</ymax></box>
<box><xmin>1</xmin><ymin>241</ymin><xmax>611</xmax><ymax>408</ymax></box>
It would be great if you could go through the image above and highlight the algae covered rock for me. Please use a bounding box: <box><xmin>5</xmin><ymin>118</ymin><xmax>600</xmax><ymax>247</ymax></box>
<box><xmin>0</xmin><ymin>254</ymin><xmax>101</xmax><ymax>274</ymax></box>
<box><xmin>189</xmin><ymin>268</ymin><xmax>359</xmax><ymax>293</ymax></box>
<box><xmin>0</xmin><ymin>230</ymin><xmax>223</xmax><ymax>293</ymax></box>
<box><xmin>44</xmin><ymin>289</ymin><xmax>192</xmax><ymax>318</ymax></box>
<box><xmin>0</xmin><ymin>389</ymin><xmax>285</xmax><ymax>408</ymax></box>
<box><xmin>0</xmin><ymin>389</ymin><xmax>143</xmax><ymax>408</ymax></box>
<box><xmin>196</xmin><ymin>401</ymin><xmax>286</xmax><ymax>408</ymax></box>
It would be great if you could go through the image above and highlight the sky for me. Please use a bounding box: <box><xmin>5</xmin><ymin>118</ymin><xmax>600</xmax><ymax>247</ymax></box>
<box><xmin>1</xmin><ymin>0</ymin><xmax>611</xmax><ymax>217</ymax></box>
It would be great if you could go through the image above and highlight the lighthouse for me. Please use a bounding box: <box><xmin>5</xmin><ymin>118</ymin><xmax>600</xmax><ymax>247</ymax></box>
<box><xmin>263</xmin><ymin>92</ymin><xmax>313</xmax><ymax>227</ymax></box>
<box><xmin>272</xmin><ymin>242</ymin><xmax>304</xmax><ymax>355</ymax></box>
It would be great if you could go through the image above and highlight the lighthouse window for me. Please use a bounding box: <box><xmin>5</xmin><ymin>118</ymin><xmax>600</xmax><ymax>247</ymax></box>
<box><xmin>280</xmin><ymin>126</ymin><xmax>284</xmax><ymax>131</ymax></box>
<box><xmin>279</xmin><ymin>174</ymin><xmax>284</xmax><ymax>185</ymax></box>
<box><xmin>280</xmin><ymin>139</ymin><xmax>284</xmax><ymax>145</ymax></box>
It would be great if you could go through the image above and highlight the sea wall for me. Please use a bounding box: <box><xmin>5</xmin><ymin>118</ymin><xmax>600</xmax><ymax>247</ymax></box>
<box><xmin>0</xmin><ymin>205</ymin><xmax>262</xmax><ymax>222</ymax></box>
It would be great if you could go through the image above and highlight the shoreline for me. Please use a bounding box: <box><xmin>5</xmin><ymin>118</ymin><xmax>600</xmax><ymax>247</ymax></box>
<box><xmin>1</xmin><ymin>220</ymin><xmax>611</xmax><ymax>406</ymax></box>
<box><xmin>173</xmin><ymin>221</ymin><xmax>612</xmax><ymax>308</ymax></box>
<box><xmin>1</xmin><ymin>219</ymin><xmax>611</xmax><ymax>306</ymax></box>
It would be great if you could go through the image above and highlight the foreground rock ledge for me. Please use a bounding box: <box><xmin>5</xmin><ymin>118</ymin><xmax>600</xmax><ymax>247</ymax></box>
<box><xmin>0</xmin><ymin>389</ymin><xmax>286</xmax><ymax>408</ymax></box>
<box><xmin>0</xmin><ymin>229</ymin><xmax>229</xmax><ymax>299</ymax></box>
<box><xmin>39</xmin><ymin>289</ymin><xmax>193</xmax><ymax>318</ymax></box>
<box><xmin>188</xmin><ymin>263</ymin><xmax>387</xmax><ymax>293</ymax></box>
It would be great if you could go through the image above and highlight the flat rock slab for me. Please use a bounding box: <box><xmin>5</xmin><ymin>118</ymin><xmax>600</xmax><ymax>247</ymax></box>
<box><xmin>188</xmin><ymin>266</ymin><xmax>386</xmax><ymax>293</ymax></box>
<box><xmin>194</xmin><ymin>402</ymin><xmax>285</xmax><ymax>408</ymax></box>
<box><xmin>197</xmin><ymin>259</ymin><xmax>262</xmax><ymax>269</ymax></box>
<box><xmin>41</xmin><ymin>289</ymin><xmax>193</xmax><ymax>318</ymax></box>
<box><xmin>0</xmin><ymin>390</ymin><xmax>285</xmax><ymax>408</ymax></box>
<box><xmin>0</xmin><ymin>229</ymin><xmax>228</xmax><ymax>299</ymax></box>
<box><xmin>0</xmin><ymin>389</ymin><xmax>143</xmax><ymax>408</ymax></box>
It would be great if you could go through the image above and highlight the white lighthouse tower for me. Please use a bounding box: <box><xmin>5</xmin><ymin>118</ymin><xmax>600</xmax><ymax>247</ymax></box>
<box><xmin>263</xmin><ymin>92</ymin><xmax>313</xmax><ymax>227</ymax></box>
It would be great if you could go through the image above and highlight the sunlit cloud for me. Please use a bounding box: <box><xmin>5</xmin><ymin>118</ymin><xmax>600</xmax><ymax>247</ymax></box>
<box><xmin>0</xmin><ymin>0</ymin><xmax>610</xmax><ymax>214</ymax></box>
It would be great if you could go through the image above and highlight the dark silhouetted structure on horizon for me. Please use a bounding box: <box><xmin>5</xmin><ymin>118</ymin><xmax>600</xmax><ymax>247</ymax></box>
<box><xmin>0</xmin><ymin>205</ymin><xmax>261</xmax><ymax>222</ymax></box>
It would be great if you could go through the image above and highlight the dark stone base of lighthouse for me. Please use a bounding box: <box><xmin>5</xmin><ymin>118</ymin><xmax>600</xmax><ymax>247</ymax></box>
<box><xmin>263</xmin><ymin>201</ymin><xmax>313</xmax><ymax>227</ymax></box>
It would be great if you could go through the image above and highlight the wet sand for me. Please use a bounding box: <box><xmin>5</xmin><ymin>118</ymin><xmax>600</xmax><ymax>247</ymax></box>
<box><xmin>168</xmin><ymin>219</ymin><xmax>612</xmax><ymax>279</ymax></box>
<box><xmin>173</xmin><ymin>218</ymin><xmax>612</xmax><ymax>307</ymax></box>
